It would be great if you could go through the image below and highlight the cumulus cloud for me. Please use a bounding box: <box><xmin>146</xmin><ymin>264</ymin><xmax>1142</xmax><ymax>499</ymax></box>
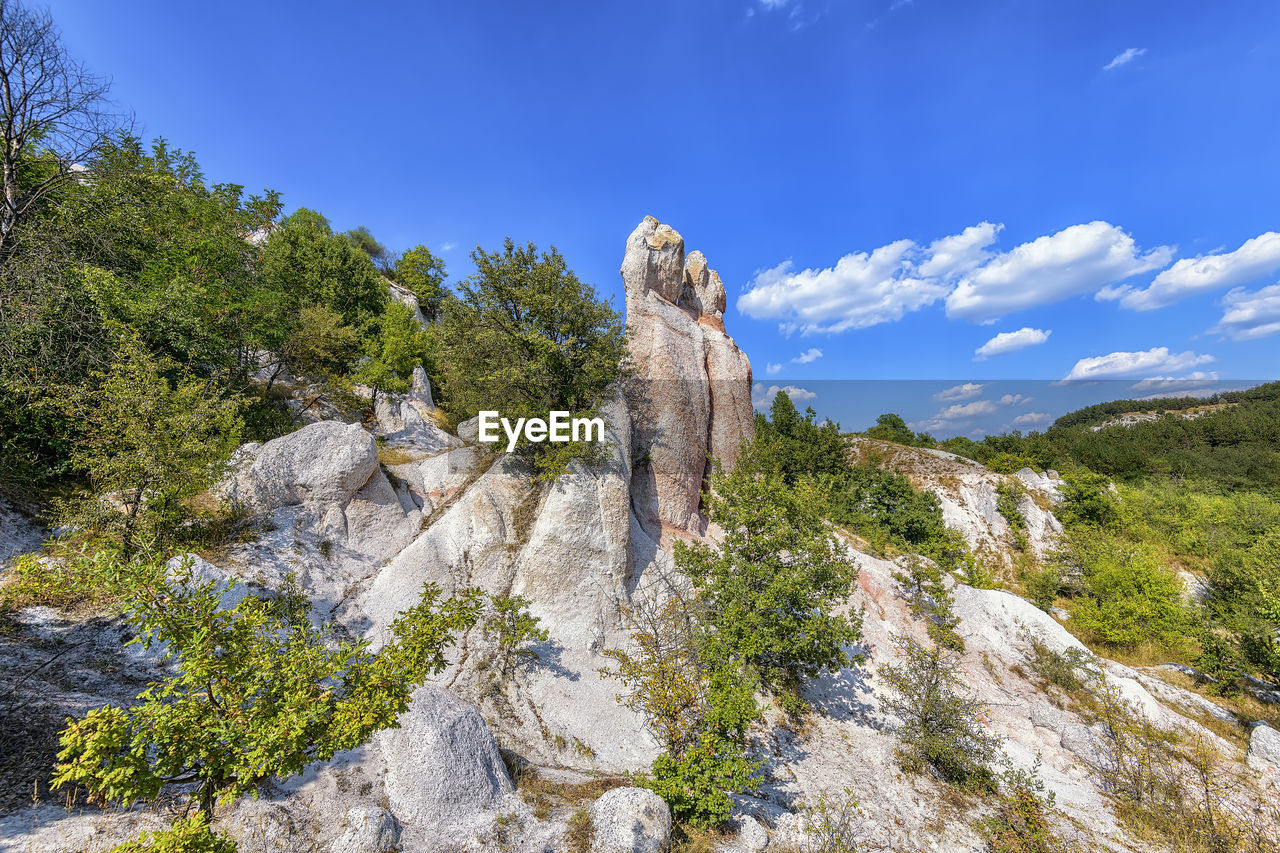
<box><xmin>1000</xmin><ymin>393</ymin><xmax>1033</xmax><ymax>406</ymax></box>
<box><xmin>1062</xmin><ymin>347</ymin><xmax>1215</xmax><ymax>382</ymax></box>
<box><xmin>739</xmin><ymin>240</ymin><xmax>954</xmax><ymax>335</ymax></box>
<box><xmin>1012</xmin><ymin>412</ymin><xmax>1053</xmax><ymax>427</ymax></box>
<box><xmin>934</xmin><ymin>382</ymin><xmax>985</xmax><ymax>402</ymax></box>
<box><xmin>792</xmin><ymin>347</ymin><xmax>823</xmax><ymax>364</ymax></box>
<box><xmin>765</xmin><ymin>362</ymin><xmax>783</xmax><ymax>376</ymax></box>
<box><xmin>1103</xmin><ymin>47</ymin><xmax>1146</xmax><ymax>71</ymax></box>
<box><xmin>1113</xmin><ymin>232</ymin><xmax>1280</xmax><ymax>311</ymax></box>
<box><xmin>946</xmin><ymin>222</ymin><xmax>1172</xmax><ymax>323</ymax></box>
<box><xmin>910</xmin><ymin>399</ymin><xmax>998</xmax><ymax>432</ymax></box>
<box><xmin>1127</xmin><ymin>372</ymin><xmax>1220</xmax><ymax>395</ymax></box>
<box><xmin>1209</xmin><ymin>283</ymin><xmax>1280</xmax><ymax>341</ymax></box>
<box><xmin>740</xmin><ymin>219</ymin><xmax>1175</xmax><ymax>332</ymax></box>
<box><xmin>752</xmin><ymin>383</ymin><xmax>816</xmax><ymax>409</ymax></box>
<box><xmin>974</xmin><ymin>327</ymin><xmax>1051</xmax><ymax>360</ymax></box>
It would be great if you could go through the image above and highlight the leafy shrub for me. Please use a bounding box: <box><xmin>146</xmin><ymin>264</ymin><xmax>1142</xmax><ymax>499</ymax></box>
<box><xmin>980</xmin><ymin>765</ymin><xmax>1061</xmax><ymax>853</ymax></box>
<box><xmin>109</xmin><ymin>813</ymin><xmax>236</xmax><ymax>853</ymax></box>
<box><xmin>679</xmin><ymin>455</ymin><xmax>863</xmax><ymax>704</ymax></box>
<box><xmin>996</xmin><ymin>481</ymin><xmax>1030</xmax><ymax>552</ymax></box>
<box><xmin>485</xmin><ymin>593</ymin><xmax>549</xmax><ymax>681</ymax></box>
<box><xmin>1063</xmin><ymin>529</ymin><xmax>1189</xmax><ymax>652</ymax></box>
<box><xmin>877</xmin><ymin>634</ymin><xmax>1000</xmax><ymax>790</ymax></box>
<box><xmin>1017</xmin><ymin>627</ymin><xmax>1098</xmax><ymax>693</ymax></box>
<box><xmin>648</xmin><ymin>739</ymin><xmax>758</xmax><ymax>829</ymax></box>
<box><xmin>892</xmin><ymin>554</ymin><xmax>963</xmax><ymax>651</ymax></box>
<box><xmin>53</xmin><ymin>561</ymin><xmax>481</xmax><ymax>831</ymax></box>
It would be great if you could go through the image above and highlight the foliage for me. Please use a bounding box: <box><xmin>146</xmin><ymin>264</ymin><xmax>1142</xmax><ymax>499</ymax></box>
<box><xmin>648</xmin><ymin>739</ymin><xmax>759</xmax><ymax>829</ymax></box>
<box><xmin>1020</xmin><ymin>560</ymin><xmax>1062</xmax><ymax>613</ymax></box>
<box><xmin>877</xmin><ymin>634</ymin><xmax>1000</xmax><ymax>789</ymax></box>
<box><xmin>0</xmin><ymin>542</ymin><xmax>165</xmax><ymax>613</ymax></box>
<box><xmin>754</xmin><ymin>391</ymin><xmax>848</xmax><ymax>485</ymax></box>
<box><xmin>679</xmin><ymin>453</ymin><xmax>863</xmax><ymax>704</ymax></box>
<box><xmin>259</xmin><ymin>207</ymin><xmax>386</xmax><ymax>331</ymax></box>
<box><xmin>60</xmin><ymin>340</ymin><xmax>245</xmax><ymax>550</ymax></box>
<box><xmin>1017</xmin><ymin>627</ymin><xmax>1098</xmax><ymax>694</ymax></box>
<box><xmin>354</xmin><ymin>300</ymin><xmax>432</xmax><ymax>401</ymax></box>
<box><xmin>393</xmin><ymin>244</ymin><xmax>447</xmax><ymax>322</ymax></box>
<box><xmin>277</xmin><ymin>304</ymin><xmax>359</xmax><ymax>384</ymax></box>
<box><xmin>1061</xmin><ymin>527</ymin><xmax>1189</xmax><ymax>652</ymax></box>
<box><xmin>864</xmin><ymin>412</ymin><xmax>934</xmax><ymax>448</ymax></box>
<box><xmin>996</xmin><ymin>481</ymin><xmax>1029</xmax><ymax>551</ymax></box>
<box><xmin>1056</xmin><ymin>468</ymin><xmax>1118</xmax><ymax>528</ymax></box>
<box><xmin>53</xmin><ymin>558</ymin><xmax>482</xmax><ymax>821</ymax></box>
<box><xmin>108</xmin><ymin>813</ymin><xmax>236</xmax><ymax>853</ymax></box>
<box><xmin>436</xmin><ymin>238</ymin><xmax>627</xmax><ymax>478</ymax></box>
<box><xmin>485</xmin><ymin>594</ymin><xmax>549</xmax><ymax>681</ymax></box>
<box><xmin>980</xmin><ymin>765</ymin><xmax>1061</xmax><ymax>853</ymax></box>
<box><xmin>603</xmin><ymin>578</ymin><xmax>761</xmax><ymax>829</ymax></box>
<box><xmin>779</xmin><ymin>789</ymin><xmax>877</xmax><ymax>853</ymax></box>
<box><xmin>892</xmin><ymin>554</ymin><xmax>963</xmax><ymax>651</ymax></box>
<box><xmin>827</xmin><ymin>460</ymin><xmax>948</xmax><ymax>551</ymax></box>
<box><xmin>339</xmin><ymin>224</ymin><xmax>389</xmax><ymax>269</ymax></box>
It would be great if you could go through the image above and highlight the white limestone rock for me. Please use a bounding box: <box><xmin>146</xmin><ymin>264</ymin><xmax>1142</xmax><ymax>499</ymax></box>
<box><xmin>329</xmin><ymin>806</ymin><xmax>402</xmax><ymax>853</ymax></box>
<box><xmin>588</xmin><ymin>787</ymin><xmax>671</xmax><ymax>853</ymax></box>
<box><xmin>377</xmin><ymin>686</ymin><xmax>515</xmax><ymax>848</ymax></box>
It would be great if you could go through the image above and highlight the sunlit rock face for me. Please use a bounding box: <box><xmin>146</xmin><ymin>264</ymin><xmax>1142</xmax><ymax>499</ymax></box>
<box><xmin>621</xmin><ymin>216</ymin><xmax>754</xmax><ymax>538</ymax></box>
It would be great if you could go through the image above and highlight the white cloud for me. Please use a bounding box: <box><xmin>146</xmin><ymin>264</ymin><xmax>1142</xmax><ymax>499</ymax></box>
<box><xmin>1000</xmin><ymin>393</ymin><xmax>1033</xmax><ymax>406</ymax></box>
<box><xmin>916</xmin><ymin>222</ymin><xmax>1003</xmax><ymax>279</ymax></box>
<box><xmin>1103</xmin><ymin>47</ymin><xmax>1146</xmax><ymax>71</ymax></box>
<box><xmin>752</xmin><ymin>383</ymin><xmax>816</xmax><ymax>408</ymax></box>
<box><xmin>765</xmin><ymin>362</ymin><xmax>783</xmax><ymax>376</ymax></box>
<box><xmin>440</xmin><ymin>242</ymin><xmax>457</xmax><ymax>252</ymax></box>
<box><xmin>792</xmin><ymin>347</ymin><xmax>823</xmax><ymax>364</ymax></box>
<box><xmin>946</xmin><ymin>222</ymin><xmax>1172</xmax><ymax>323</ymax></box>
<box><xmin>1012</xmin><ymin>412</ymin><xmax>1053</xmax><ymax>427</ymax></box>
<box><xmin>1116</xmin><ymin>233</ymin><xmax>1280</xmax><ymax>311</ymax></box>
<box><xmin>934</xmin><ymin>382</ymin><xmax>985</xmax><ymax>402</ymax></box>
<box><xmin>758</xmin><ymin>0</ymin><xmax>789</xmax><ymax>7</ymax></box>
<box><xmin>1062</xmin><ymin>347</ymin><xmax>1215</xmax><ymax>382</ymax></box>
<box><xmin>910</xmin><ymin>399</ymin><xmax>998</xmax><ymax>432</ymax></box>
<box><xmin>1209</xmin><ymin>283</ymin><xmax>1280</xmax><ymax>341</ymax></box>
<box><xmin>974</xmin><ymin>327</ymin><xmax>1051</xmax><ymax>360</ymax></box>
<box><xmin>1127</xmin><ymin>372</ymin><xmax>1220</xmax><ymax>395</ymax></box>
<box><xmin>739</xmin><ymin>239</ymin><xmax>952</xmax><ymax>335</ymax></box>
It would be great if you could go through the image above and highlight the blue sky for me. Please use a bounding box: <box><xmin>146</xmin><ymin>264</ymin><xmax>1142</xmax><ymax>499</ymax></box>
<box><xmin>47</xmin><ymin>0</ymin><xmax>1280</xmax><ymax>435</ymax></box>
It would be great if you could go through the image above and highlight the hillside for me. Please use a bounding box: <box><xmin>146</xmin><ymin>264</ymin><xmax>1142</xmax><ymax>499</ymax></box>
<box><xmin>4</xmin><ymin>219</ymin><xmax>1279</xmax><ymax>853</ymax></box>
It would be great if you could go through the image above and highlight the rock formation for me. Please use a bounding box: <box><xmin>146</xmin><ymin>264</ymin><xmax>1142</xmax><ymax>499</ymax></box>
<box><xmin>622</xmin><ymin>216</ymin><xmax>754</xmax><ymax>537</ymax></box>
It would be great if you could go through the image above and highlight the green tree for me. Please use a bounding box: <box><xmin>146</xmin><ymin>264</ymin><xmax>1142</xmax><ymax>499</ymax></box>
<box><xmin>53</xmin><ymin>558</ymin><xmax>482</xmax><ymax>827</ymax></box>
<box><xmin>753</xmin><ymin>390</ymin><xmax>847</xmax><ymax>486</ymax></box>
<box><xmin>437</xmin><ymin>238</ymin><xmax>627</xmax><ymax>478</ymax></box>
<box><xmin>340</xmin><ymin>224</ymin><xmax>390</xmax><ymax>269</ymax></box>
<box><xmin>486</xmin><ymin>594</ymin><xmax>549</xmax><ymax>681</ymax></box>
<box><xmin>865</xmin><ymin>412</ymin><xmax>918</xmax><ymax>445</ymax></box>
<box><xmin>393</xmin><ymin>244</ymin><xmax>447</xmax><ymax>322</ymax></box>
<box><xmin>678</xmin><ymin>453</ymin><xmax>863</xmax><ymax>707</ymax></box>
<box><xmin>354</xmin><ymin>300</ymin><xmax>431</xmax><ymax>405</ymax></box>
<box><xmin>877</xmin><ymin>634</ymin><xmax>1000</xmax><ymax>789</ymax></box>
<box><xmin>62</xmin><ymin>340</ymin><xmax>244</xmax><ymax>550</ymax></box>
<box><xmin>276</xmin><ymin>304</ymin><xmax>360</xmax><ymax>385</ymax></box>
<box><xmin>259</xmin><ymin>208</ymin><xmax>386</xmax><ymax>330</ymax></box>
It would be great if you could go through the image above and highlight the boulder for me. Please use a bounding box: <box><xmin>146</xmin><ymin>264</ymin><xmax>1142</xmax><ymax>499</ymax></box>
<box><xmin>588</xmin><ymin>787</ymin><xmax>672</xmax><ymax>853</ymax></box>
<box><xmin>330</xmin><ymin>806</ymin><xmax>402</xmax><ymax>853</ymax></box>
<box><xmin>622</xmin><ymin>217</ymin><xmax>753</xmax><ymax>536</ymax></box>
<box><xmin>373</xmin><ymin>393</ymin><xmax>457</xmax><ymax>456</ymax></box>
<box><xmin>1248</xmin><ymin>723</ymin><xmax>1280</xmax><ymax>781</ymax></box>
<box><xmin>221</xmin><ymin>421</ymin><xmax>380</xmax><ymax>514</ymax></box>
<box><xmin>409</xmin><ymin>365</ymin><xmax>433</xmax><ymax>407</ymax></box>
<box><xmin>377</xmin><ymin>686</ymin><xmax>514</xmax><ymax>844</ymax></box>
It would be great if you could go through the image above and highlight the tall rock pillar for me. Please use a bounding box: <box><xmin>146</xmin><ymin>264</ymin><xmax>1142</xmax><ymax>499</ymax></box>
<box><xmin>622</xmin><ymin>216</ymin><xmax>754</xmax><ymax>537</ymax></box>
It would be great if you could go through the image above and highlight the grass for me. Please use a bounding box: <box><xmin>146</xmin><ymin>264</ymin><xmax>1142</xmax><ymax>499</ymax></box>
<box><xmin>509</xmin><ymin>763</ymin><xmax>627</xmax><ymax>821</ymax></box>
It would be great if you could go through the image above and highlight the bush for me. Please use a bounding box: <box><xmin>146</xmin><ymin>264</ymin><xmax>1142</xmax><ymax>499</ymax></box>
<box><xmin>648</xmin><ymin>739</ymin><xmax>758</xmax><ymax>829</ymax></box>
<box><xmin>109</xmin><ymin>813</ymin><xmax>236</xmax><ymax>853</ymax></box>
<box><xmin>877</xmin><ymin>634</ymin><xmax>1000</xmax><ymax>789</ymax></box>
<box><xmin>980</xmin><ymin>765</ymin><xmax>1061</xmax><ymax>853</ymax></box>
<box><xmin>996</xmin><ymin>481</ymin><xmax>1029</xmax><ymax>552</ymax></box>
<box><xmin>53</xmin><ymin>561</ymin><xmax>481</xmax><ymax>831</ymax></box>
<box><xmin>679</xmin><ymin>454</ymin><xmax>863</xmax><ymax>704</ymax></box>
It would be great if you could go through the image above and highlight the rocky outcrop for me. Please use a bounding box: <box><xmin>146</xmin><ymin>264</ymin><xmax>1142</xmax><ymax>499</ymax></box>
<box><xmin>377</xmin><ymin>686</ymin><xmax>515</xmax><ymax>847</ymax></box>
<box><xmin>588</xmin><ymin>788</ymin><xmax>671</xmax><ymax>853</ymax></box>
<box><xmin>1249</xmin><ymin>723</ymin><xmax>1280</xmax><ymax>784</ymax></box>
<box><xmin>622</xmin><ymin>217</ymin><xmax>754</xmax><ymax>537</ymax></box>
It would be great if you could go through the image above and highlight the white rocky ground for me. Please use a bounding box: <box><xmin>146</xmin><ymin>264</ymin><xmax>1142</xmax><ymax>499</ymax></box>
<box><xmin>2</xmin><ymin>219</ymin><xmax>1278</xmax><ymax>853</ymax></box>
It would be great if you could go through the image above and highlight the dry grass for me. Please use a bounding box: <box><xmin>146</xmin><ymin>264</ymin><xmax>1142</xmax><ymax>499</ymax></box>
<box><xmin>562</xmin><ymin>806</ymin><xmax>594</xmax><ymax>853</ymax></box>
<box><xmin>376</xmin><ymin>445</ymin><xmax>427</xmax><ymax>467</ymax></box>
<box><xmin>511</xmin><ymin>765</ymin><xmax>627</xmax><ymax>821</ymax></box>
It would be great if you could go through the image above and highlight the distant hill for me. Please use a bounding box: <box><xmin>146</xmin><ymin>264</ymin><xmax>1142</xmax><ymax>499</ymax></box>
<box><xmin>1052</xmin><ymin>381</ymin><xmax>1280</xmax><ymax>429</ymax></box>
